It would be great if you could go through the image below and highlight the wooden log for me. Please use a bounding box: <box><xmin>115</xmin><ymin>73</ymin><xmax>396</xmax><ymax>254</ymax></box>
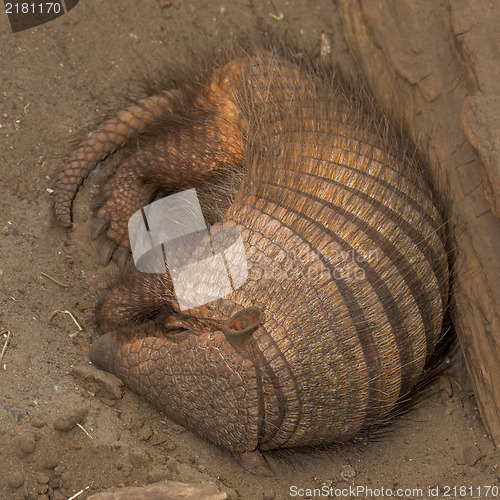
<box><xmin>336</xmin><ymin>0</ymin><xmax>500</xmax><ymax>444</ymax></box>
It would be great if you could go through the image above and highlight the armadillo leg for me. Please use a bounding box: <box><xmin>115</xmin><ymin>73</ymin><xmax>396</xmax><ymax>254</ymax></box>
<box><xmin>54</xmin><ymin>90</ymin><xmax>182</xmax><ymax>228</ymax></box>
<box><xmin>90</xmin><ymin>330</ymin><xmax>262</xmax><ymax>456</ymax></box>
<box><xmin>90</xmin><ymin>123</ymin><xmax>244</xmax><ymax>267</ymax></box>
<box><xmin>95</xmin><ymin>269</ymin><xmax>173</xmax><ymax>332</ymax></box>
<box><xmin>92</xmin><ymin>158</ymin><xmax>156</xmax><ymax>265</ymax></box>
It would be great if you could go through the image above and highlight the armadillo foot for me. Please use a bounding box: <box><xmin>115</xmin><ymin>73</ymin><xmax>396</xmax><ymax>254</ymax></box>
<box><xmin>95</xmin><ymin>269</ymin><xmax>174</xmax><ymax>332</ymax></box>
<box><xmin>92</xmin><ymin>158</ymin><xmax>156</xmax><ymax>257</ymax></box>
<box><xmin>237</xmin><ymin>450</ymin><xmax>272</xmax><ymax>476</ymax></box>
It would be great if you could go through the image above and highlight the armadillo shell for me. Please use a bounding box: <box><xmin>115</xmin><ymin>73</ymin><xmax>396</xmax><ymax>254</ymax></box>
<box><xmin>205</xmin><ymin>54</ymin><xmax>450</xmax><ymax>449</ymax></box>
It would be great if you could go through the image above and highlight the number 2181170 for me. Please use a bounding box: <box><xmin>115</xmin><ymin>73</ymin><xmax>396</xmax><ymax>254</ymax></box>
<box><xmin>442</xmin><ymin>485</ymin><xmax>499</xmax><ymax>498</ymax></box>
<box><xmin>5</xmin><ymin>3</ymin><xmax>62</xmax><ymax>14</ymax></box>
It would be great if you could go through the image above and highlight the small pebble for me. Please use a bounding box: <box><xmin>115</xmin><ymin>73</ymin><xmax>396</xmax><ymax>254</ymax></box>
<box><xmin>17</xmin><ymin>432</ymin><xmax>36</xmax><ymax>455</ymax></box>
<box><xmin>128</xmin><ymin>448</ymin><xmax>150</xmax><ymax>468</ymax></box>
<box><xmin>121</xmin><ymin>462</ymin><xmax>133</xmax><ymax>478</ymax></box>
<box><xmin>37</xmin><ymin>483</ymin><xmax>49</xmax><ymax>495</ymax></box>
<box><xmin>166</xmin><ymin>457</ymin><xmax>178</xmax><ymax>472</ymax></box>
<box><xmin>31</xmin><ymin>416</ymin><xmax>46</xmax><ymax>428</ymax></box>
<box><xmin>139</xmin><ymin>425</ymin><xmax>153</xmax><ymax>441</ymax></box>
<box><xmin>8</xmin><ymin>468</ymin><xmax>24</xmax><ymax>488</ymax></box>
<box><xmin>36</xmin><ymin>470</ymin><xmax>51</xmax><ymax>484</ymax></box>
<box><xmin>40</xmin><ymin>448</ymin><xmax>60</xmax><ymax>469</ymax></box>
<box><xmin>0</xmin><ymin>268</ymin><xmax>3</xmax><ymax>277</ymax></box>
<box><xmin>49</xmin><ymin>477</ymin><xmax>62</xmax><ymax>489</ymax></box>
<box><xmin>341</xmin><ymin>464</ymin><xmax>356</xmax><ymax>482</ymax></box>
<box><xmin>146</xmin><ymin>465</ymin><xmax>171</xmax><ymax>483</ymax></box>
<box><xmin>53</xmin><ymin>406</ymin><xmax>88</xmax><ymax>432</ymax></box>
<box><xmin>464</xmin><ymin>445</ymin><xmax>483</xmax><ymax>467</ymax></box>
<box><xmin>262</xmin><ymin>489</ymin><xmax>276</xmax><ymax>500</ymax></box>
<box><xmin>5</xmin><ymin>405</ymin><xmax>25</xmax><ymax>422</ymax></box>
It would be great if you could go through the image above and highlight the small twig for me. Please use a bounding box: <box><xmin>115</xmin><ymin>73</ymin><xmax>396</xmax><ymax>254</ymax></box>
<box><xmin>444</xmin><ymin>369</ymin><xmax>464</xmax><ymax>392</ymax></box>
<box><xmin>66</xmin><ymin>486</ymin><xmax>90</xmax><ymax>500</ymax></box>
<box><xmin>76</xmin><ymin>423</ymin><xmax>94</xmax><ymax>442</ymax></box>
<box><xmin>0</xmin><ymin>330</ymin><xmax>11</xmax><ymax>366</ymax></box>
<box><xmin>40</xmin><ymin>272</ymin><xmax>69</xmax><ymax>288</ymax></box>
<box><xmin>49</xmin><ymin>310</ymin><xmax>83</xmax><ymax>331</ymax></box>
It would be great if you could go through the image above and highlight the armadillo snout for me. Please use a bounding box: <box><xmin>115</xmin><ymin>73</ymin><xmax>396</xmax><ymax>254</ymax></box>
<box><xmin>89</xmin><ymin>332</ymin><xmax>118</xmax><ymax>372</ymax></box>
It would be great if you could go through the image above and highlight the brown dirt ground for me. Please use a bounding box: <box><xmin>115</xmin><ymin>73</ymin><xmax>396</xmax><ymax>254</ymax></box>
<box><xmin>0</xmin><ymin>1</ymin><xmax>498</xmax><ymax>499</ymax></box>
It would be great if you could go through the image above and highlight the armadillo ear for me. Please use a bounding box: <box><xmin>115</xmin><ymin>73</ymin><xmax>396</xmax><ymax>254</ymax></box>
<box><xmin>223</xmin><ymin>306</ymin><xmax>263</xmax><ymax>339</ymax></box>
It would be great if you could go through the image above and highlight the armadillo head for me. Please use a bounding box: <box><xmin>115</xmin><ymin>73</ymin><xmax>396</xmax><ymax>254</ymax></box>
<box><xmin>89</xmin><ymin>301</ymin><xmax>270</xmax><ymax>463</ymax></box>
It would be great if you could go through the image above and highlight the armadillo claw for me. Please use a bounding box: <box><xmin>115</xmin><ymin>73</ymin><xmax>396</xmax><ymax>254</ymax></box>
<box><xmin>91</xmin><ymin>158</ymin><xmax>156</xmax><ymax>255</ymax></box>
<box><xmin>90</xmin><ymin>330</ymin><xmax>261</xmax><ymax>453</ymax></box>
<box><xmin>98</xmin><ymin>240</ymin><xmax>115</xmax><ymax>267</ymax></box>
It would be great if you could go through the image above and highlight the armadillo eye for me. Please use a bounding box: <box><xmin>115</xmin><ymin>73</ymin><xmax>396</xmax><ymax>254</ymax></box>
<box><xmin>223</xmin><ymin>306</ymin><xmax>263</xmax><ymax>338</ymax></box>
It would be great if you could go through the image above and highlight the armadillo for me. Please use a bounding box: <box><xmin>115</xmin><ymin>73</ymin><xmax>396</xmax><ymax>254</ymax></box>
<box><xmin>53</xmin><ymin>50</ymin><xmax>449</xmax><ymax>474</ymax></box>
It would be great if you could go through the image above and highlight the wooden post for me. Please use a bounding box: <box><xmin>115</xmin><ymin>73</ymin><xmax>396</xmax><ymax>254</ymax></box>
<box><xmin>337</xmin><ymin>0</ymin><xmax>500</xmax><ymax>443</ymax></box>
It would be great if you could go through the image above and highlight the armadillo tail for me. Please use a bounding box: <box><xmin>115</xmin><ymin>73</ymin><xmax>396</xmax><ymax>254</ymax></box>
<box><xmin>53</xmin><ymin>90</ymin><xmax>182</xmax><ymax>228</ymax></box>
